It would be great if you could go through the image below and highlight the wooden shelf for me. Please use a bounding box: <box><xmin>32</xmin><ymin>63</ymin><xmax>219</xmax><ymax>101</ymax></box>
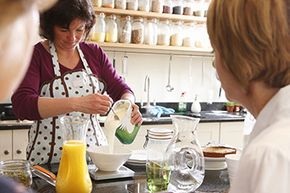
<box><xmin>94</xmin><ymin>7</ymin><xmax>207</xmax><ymax>22</ymax></box>
<box><xmin>94</xmin><ymin>42</ymin><xmax>213</xmax><ymax>56</ymax></box>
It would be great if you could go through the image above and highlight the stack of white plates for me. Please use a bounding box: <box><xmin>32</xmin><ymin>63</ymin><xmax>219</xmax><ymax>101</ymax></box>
<box><xmin>126</xmin><ymin>150</ymin><xmax>147</xmax><ymax>166</ymax></box>
<box><xmin>204</xmin><ymin>156</ymin><xmax>227</xmax><ymax>170</ymax></box>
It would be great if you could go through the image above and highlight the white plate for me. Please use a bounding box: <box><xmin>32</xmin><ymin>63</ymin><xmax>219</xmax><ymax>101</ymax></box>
<box><xmin>127</xmin><ymin>150</ymin><xmax>147</xmax><ymax>166</ymax></box>
<box><xmin>204</xmin><ymin>156</ymin><xmax>227</xmax><ymax>170</ymax></box>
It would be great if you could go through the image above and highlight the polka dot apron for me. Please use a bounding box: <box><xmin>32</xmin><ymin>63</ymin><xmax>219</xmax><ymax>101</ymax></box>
<box><xmin>27</xmin><ymin>42</ymin><xmax>108</xmax><ymax>164</ymax></box>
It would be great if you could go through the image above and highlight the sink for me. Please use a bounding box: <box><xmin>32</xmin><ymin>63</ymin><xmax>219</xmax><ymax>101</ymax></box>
<box><xmin>203</xmin><ymin>111</ymin><xmax>244</xmax><ymax>118</ymax></box>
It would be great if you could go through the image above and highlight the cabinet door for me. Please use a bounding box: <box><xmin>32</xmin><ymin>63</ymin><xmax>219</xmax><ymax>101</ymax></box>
<box><xmin>196</xmin><ymin>122</ymin><xmax>220</xmax><ymax>146</ymax></box>
<box><xmin>0</xmin><ymin>130</ymin><xmax>13</xmax><ymax>160</ymax></box>
<box><xmin>13</xmin><ymin>129</ymin><xmax>29</xmax><ymax>159</ymax></box>
<box><xmin>220</xmin><ymin>122</ymin><xmax>244</xmax><ymax>149</ymax></box>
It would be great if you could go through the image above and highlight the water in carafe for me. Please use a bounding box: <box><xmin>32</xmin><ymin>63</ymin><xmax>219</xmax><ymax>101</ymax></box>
<box><xmin>166</xmin><ymin>115</ymin><xmax>205</xmax><ymax>193</ymax></box>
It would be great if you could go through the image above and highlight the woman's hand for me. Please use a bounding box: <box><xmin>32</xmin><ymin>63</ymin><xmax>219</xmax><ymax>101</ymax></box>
<box><xmin>74</xmin><ymin>93</ymin><xmax>113</xmax><ymax>115</ymax></box>
<box><xmin>130</xmin><ymin>103</ymin><xmax>143</xmax><ymax>126</ymax></box>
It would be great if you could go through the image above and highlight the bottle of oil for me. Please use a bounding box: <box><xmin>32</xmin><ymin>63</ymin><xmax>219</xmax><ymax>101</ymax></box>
<box><xmin>178</xmin><ymin>92</ymin><xmax>187</xmax><ymax>112</ymax></box>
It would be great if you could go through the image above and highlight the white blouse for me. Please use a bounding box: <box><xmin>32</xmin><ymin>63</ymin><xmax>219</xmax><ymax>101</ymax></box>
<box><xmin>230</xmin><ymin>85</ymin><xmax>290</xmax><ymax>193</ymax></box>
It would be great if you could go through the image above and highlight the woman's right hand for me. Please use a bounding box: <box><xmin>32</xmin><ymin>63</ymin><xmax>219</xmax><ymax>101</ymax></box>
<box><xmin>73</xmin><ymin>93</ymin><xmax>113</xmax><ymax>115</ymax></box>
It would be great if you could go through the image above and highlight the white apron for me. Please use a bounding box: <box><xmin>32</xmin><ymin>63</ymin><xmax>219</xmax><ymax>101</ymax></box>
<box><xmin>27</xmin><ymin>42</ymin><xmax>108</xmax><ymax>164</ymax></box>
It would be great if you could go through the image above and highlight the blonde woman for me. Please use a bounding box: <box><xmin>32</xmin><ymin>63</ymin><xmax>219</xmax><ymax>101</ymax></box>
<box><xmin>207</xmin><ymin>0</ymin><xmax>290</xmax><ymax>193</ymax></box>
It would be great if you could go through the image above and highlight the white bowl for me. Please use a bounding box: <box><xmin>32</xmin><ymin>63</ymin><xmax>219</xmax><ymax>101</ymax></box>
<box><xmin>225</xmin><ymin>153</ymin><xmax>241</xmax><ymax>184</ymax></box>
<box><xmin>87</xmin><ymin>146</ymin><xmax>132</xmax><ymax>172</ymax></box>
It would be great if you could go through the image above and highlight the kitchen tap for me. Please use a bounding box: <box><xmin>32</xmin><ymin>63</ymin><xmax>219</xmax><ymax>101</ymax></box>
<box><xmin>144</xmin><ymin>75</ymin><xmax>150</xmax><ymax>108</ymax></box>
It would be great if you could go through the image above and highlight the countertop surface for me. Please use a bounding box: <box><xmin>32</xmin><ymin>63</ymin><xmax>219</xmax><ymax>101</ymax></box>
<box><xmin>31</xmin><ymin>163</ymin><xmax>230</xmax><ymax>193</ymax></box>
<box><xmin>0</xmin><ymin>110</ymin><xmax>245</xmax><ymax>130</ymax></box>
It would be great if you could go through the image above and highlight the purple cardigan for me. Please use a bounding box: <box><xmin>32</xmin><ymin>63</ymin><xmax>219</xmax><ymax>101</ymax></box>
<box><xmin>12</xmin><ymin>42</ymin><xmax>132</xmax><ymax>120</ymax></box>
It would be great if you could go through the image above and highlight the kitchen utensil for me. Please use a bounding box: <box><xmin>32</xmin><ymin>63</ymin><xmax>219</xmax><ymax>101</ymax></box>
<box><xmin>166</xmin><ymin>55</ymin><xmax>174</xmax><ymax>92</ymax></box>
<box><xmin>110</xmin><ymin>107</ymin><xmax>120</xmax><ymax>120</ymax></box>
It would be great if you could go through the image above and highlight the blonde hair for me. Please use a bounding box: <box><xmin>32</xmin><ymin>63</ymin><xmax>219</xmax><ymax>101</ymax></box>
<box><xmin>207</xmin><ymin>0</ymin><xmax>290</xmax><ymax>89</ymax></box>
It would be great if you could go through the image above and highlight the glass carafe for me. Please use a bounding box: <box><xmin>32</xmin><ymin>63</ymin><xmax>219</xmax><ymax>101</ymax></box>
<box><xmin>56</xmin><ymin>116</ymin><xmax>92</xmax><ymax>193</ymax></box>
<box><xmin>166</xmin><ymin>115</ymin><xmax>205</xmax><ymax>193</ymax></box>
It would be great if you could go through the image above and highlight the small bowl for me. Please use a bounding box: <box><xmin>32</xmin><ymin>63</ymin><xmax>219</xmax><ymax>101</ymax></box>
<box><xmin>87</xmin><ymin>146</ymin><xmax>132</xmax><ymax>172</ymax></box>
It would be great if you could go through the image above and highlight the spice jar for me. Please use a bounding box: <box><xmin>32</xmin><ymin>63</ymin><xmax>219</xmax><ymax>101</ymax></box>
<box><xmin>183</xmin><ymin>0</ymin><xmax>193</xmax><ymax>15</ymax></box>
<box><xmin>144</xmin><ymin>18</ymin><xmax>158</xmax><ymax>45</ymax></box>
<box><xmin>138</xmin><ymin>0</ymin><xmax>150</xmax><ymax>12</ymax></box>
<box><xmin>0</xmin><ymin>160</ymin><xmax>33</xmax><ymax>187</ymax></box>
<box><xmin>119</xmin><ymin>16</ymin><xmax>132</xmax><ymax>43</ymax></box>
<box><xmin>203</xmin><ymin>0</ymin><xmax>211</xmax><ymax>17</ymax></box>
<box><xmin>131</xmin><ymin>17</ymin><xmax>144</xmax><ymax>44</ymax></box>
<box><xmin>115</xmin><ymin>0</ymin><xmax>126</xmax><ymax>9</ymax></box>
<box><xmin>105</xmin><ymin>15</ymin><xmax>118</xmax><ymax>43</ymax></box>
<box><xmin>163</xmin><ymin>0</ymin><xmax>172</xmax><ymax>13</ymax></box>
<box><xmin>172</xmin><ymin>0</ymin><xmax>183</xmax><ymax>14</ymax></box>
<box><xmin>170</xmin><ymin>21</ymin><xmax>183</xmax><ymax>46</ymax></box>
<box><xmin>151</xmin><ymin>0</ymin><xmax>163</xmax><ymax>13</ymax></box>
<box><xmin>127</xmin><ymin>0</ymin><xmax>138</xmax><ymax>10</ymax></box>
<box><xmin>102</xmin><ymin>0</ymin><xmax>114</xmax><ymax>8</ymax></box>
<box><xmin>157</xmin><ymin>19</ymin><xmax>170</xmax><ymax>46</ymax></box>
<box><xmin>90</xmin><ymin>13</ymin><xmax>106</xmax><ymax>42</ymax></box>
<box><xmin>183</xmin><ymin>22</ymin><xmax>194</xmax><ymax>47</ymax></box>
<box><xmin>144</xmin><ymin>128</ymin><xmax>173</xmax><ymax>193</ymax></box>
<box><xmin>92</xmin><ymin>0</ymin><xmax>102</xmax><ymax>7</ymax></box>
<box><xmin>193</xmin><ymin>0</ymin><xmax>204</xmax><ymax>16</ymax></box>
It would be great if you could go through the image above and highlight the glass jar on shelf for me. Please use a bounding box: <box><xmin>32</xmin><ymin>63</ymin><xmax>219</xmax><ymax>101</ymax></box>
<box><xmin>151</xmin><ymin>0</ymin><xmax>163</xmax><ymax>13</ymax></box>
<box><xmin>170</xmin><ymin>20</ymin><xmax>183</xmax><ymax>46</ymax></box>
<box><xmin>138</xmin><ymin>0</ymin><xmax>150</xmax><ymax>12</ymax></box>
<box><xmin>90</xmin><ymin>13</ymin><xmax>106</xmax><ymax>42</ymax></box>
<box><xmin>157</xmin><ymin>19</ymin><xmax>170</xmax><ymax>46</ymax></box>
<box><xmin>194</xmin><ymin>23</ymin><xmax>211</xmax><ymax>49</ymax></box>
<box><xmin>183</xmin><ymin>22</ymin><xmax>195</xmax><ymax>47</ymax></box>
<box><xmin>127</xmin><ymin>0</ymin><xmax>138</xmax><ymax>10</ymax></box>
<box><xmin>144</xmin><ymin>18</ymin><xmax>158</xmax><ymax>45</ymax></box>
<box><xmin>203</xmin><ymin>0</ymin><xmax>211</xmax><ymax>17</ymax></box>
<box><xmin>172</xmin><ymin>0</ymin><xmax>183</xmax><ymax>14</ymax></box>
<box><xmin>193</xmin><ymin>0</ymin><xmax>204</xmax><ymax>16</ymax></box>
<box><xmin>115</xmin><ymin>0</ymin><xmax>126</xmax><ymax>9</ymax></box>
<box><xmin>105</xmin><ymin>15</ymin><xmax>118</xmax><ymax>43</ymax></box>
<box><xmin>102</xmin><ymin>0</ymin><xmax>114</xmax><ymax>8</ymax></box>
<box><xmin>131</xmin><ymin>17</ymin><xmax>144</xmax><ymax>44</ymax></box>
<box><xmin>119</xmin><ymin>16</ymin><xmax>132</xmax><ymax>43</ymax></box>
<box><xmin>92</xmin><ymin>0</ymin><xmax>102</xmax><ymax>7</ymax></box>
<box><xmin>183</xmin><ymin>0</ymin><xmax>193</xmax><ymax>15</ymax></box>
<box><xmin>163</xmin><ymin>0</ymin><xmax>172</xmax><ymax>13</ymax></box>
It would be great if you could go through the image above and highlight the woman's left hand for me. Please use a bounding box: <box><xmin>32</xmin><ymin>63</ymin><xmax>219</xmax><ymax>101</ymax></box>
<box><xmin>130</xmin><ymin>103</ymin><xmax>143</xmax><ymax>126</ymax></box>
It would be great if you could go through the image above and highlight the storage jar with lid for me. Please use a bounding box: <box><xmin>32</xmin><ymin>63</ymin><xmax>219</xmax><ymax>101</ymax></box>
<box><xmin>193</xmin><ymin>0</ymin><xmax>204</xmax><ymax>16</ymax></box>
<box><xmin>138</xmin><ymin>0</ymin><xmax>150</xmax><ymax>12</ymax></box>
<box><xmin>92</xmin><ymin>0</ymin><xmax>102</xmax><ymax>7</ymax></box>
<box><xmin>151</xmin><ymin>0</ymin><xmax>163</xmax><ymax>13</ymax></box>
<box><xmin>102</xmin><ymin>0</ymin><xmax>114</xmax><ymax>8</ymax></box>
<box><xmin>172</xmin><ymin>0</ymin><xmax>183</xmax><ymax>14</ymax></box>
<box><xmin>163</xmin><ymin>0</ymin><xmax>172</xmax><ymax>13</ymax></box>
<box><xmin>90</xmin><ymin>13</ymin><xmax>106</xmax><ymax>42</ymax></box>
<box><xmin>183</xmin><ymin>0</ymin><xmax>193</xmax><ymax>15</ymax></box>
<box><xmin>203</xmin><ymin>0</ymin><xmax>211</xmax><ymax>17</ymax></box>
<box><xmin>119</xmin><ymin>16</ymin><xmax>132</xmax><ymax>43</ymax></box>
<box><xmin>115</xmin><ymin>0</ymin><xmax>126</xmax><ymax>9</ymax></box>
<box><xmin>105</xmin><ymin>15</ymin><xmax>118</xmax><ymax>43</ymax></box>
<box><xmin>131</xmin><ymin>17</ymin><xmax>144</xmax><ymax>44</ymax></box>
<box><xmin>144</xmin><ymin>128</ymin><xmax>173</xmax><ymax>192</ymax></box>
<box><xmin>144</xmin><ymin>18</ymin><xmax>158</xmax><ymax>45</ymax></box>
<box><xmin>183</xmin><ymin>22</ymin><xmax>194</xmax><ymax>47</ymax></box>
<box><xmin>0</xmin><ymin>159</ymin><xmax>33</xmax><ymax>187</ymax></box>
<box><xmin>170</xmin><ymin>20</ymin><xmax>183</xmax><ymax>46</ymax></box>
<box><xmin>157</xmin><ymin>19</ymin><xmax>170</xmax><ymax>46</ymax></box>
<box><xmin>127</xmin><ymin>0</ymin><xmax>138</xmax><ymax>10</ymax></box>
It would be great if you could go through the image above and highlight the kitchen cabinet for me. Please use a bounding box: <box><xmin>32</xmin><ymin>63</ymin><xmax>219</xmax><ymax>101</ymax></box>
<box><xmin>196</xmin><ymin>122</ymin><xmax>220</xmax><ymax>147</ymax></box>
<box><xmin>0</xmin><ymin>129</ymin><xmax>28</xmax><ymax>161</ymax></box>
<box><xmin>93</xmin><ymin>7</ymin><xmax>213</xmax><ymax>56</ymax></box>
<box><xmin>220</xmin><ymin>122</ymin><xmax>244</xmax><ymax>149</ymax></box>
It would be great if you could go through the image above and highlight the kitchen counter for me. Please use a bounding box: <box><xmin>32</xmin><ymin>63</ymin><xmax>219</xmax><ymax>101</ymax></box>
<box><xmin>0</xmin><ymin>110</ymin><xmax>245</xmax><ymax>130</ymax></box>
<box><xmin>31</xmin><ymin>163</ymin><xmax>230</xmax><ymax>193</ymax></box>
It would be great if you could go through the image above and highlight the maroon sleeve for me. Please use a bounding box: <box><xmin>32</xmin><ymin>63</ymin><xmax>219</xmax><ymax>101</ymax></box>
<box><xmin>11</xmin><ymin>43</ymin><xmax>50</xmax><ymax>120</ymax></box>
<box><xmin>81</xmin><ymin>43</ymin><xmax>134</xmax><ymax>102</ymax></box>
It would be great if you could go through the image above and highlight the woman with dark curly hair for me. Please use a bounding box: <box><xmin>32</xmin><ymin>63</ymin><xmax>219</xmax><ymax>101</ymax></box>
<box><xmin>12</xmin><ymin>0</ymin><xmax>143</xmax><ymax>165</ymax></box>
<box><xmin>207</xmin><ymin>0</ymin><xmax>290</xmax><ymax>192</ymax></box>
